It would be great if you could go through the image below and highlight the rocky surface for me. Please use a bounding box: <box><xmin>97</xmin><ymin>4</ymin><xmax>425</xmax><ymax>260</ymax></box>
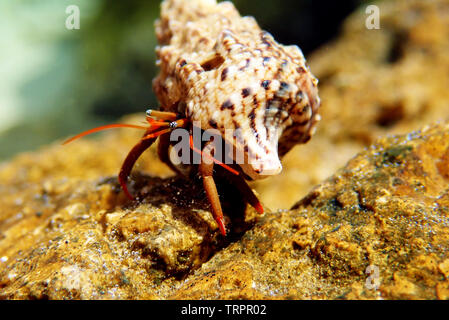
<box><xmin>171</xmin><ymin>122</ymin><xmax>449</xmax><ymax>299</ymax></box>
<box><xmin>1</xmin><ymin>119</ymin><xmax>448</xmax><ymax>299</ymax></box>
<box><xmin>1</xmin><ymin>0</ymin><xmax>449</xmax><ymax>299</ymax></box>
<box><xmin>0</xmin><ymin>124</ymin><xmax>264</xmax><ymax>299</ymax></box>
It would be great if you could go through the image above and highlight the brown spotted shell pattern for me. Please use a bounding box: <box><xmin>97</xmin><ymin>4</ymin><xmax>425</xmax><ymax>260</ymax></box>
<box><xmin>153</xmin><ymin>0</ymin><xmax>320</xmax><ymax>179</ymax></box>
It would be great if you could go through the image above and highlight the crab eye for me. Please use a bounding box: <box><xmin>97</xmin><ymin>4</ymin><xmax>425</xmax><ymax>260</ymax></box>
<box><xmin>146</xmin><ymin>109</ymin><xmax>153</xmax><ymax>117</ymax></box>
<box><xmin>169</xmin><ymin>121</ymin><xmax>178</xmax><ymax>129</ymax></box>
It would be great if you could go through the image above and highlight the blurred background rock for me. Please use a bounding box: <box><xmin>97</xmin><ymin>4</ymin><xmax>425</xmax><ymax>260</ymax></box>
<box><xmin>0</xmin><ymin>0</ymin><xmax>365</xmax><ymax>160</ymax></box>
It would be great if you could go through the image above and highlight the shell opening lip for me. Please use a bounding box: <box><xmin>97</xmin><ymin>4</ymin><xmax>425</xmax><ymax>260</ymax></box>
<box><xmin>240</xmin><ymin>159</ymin><xmax>283</xmax><ymax>180</ymax></box>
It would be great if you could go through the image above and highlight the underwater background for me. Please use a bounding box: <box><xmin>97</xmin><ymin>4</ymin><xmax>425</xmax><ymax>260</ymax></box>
<box><xmin>0</xmin><ymin>0</ymin><xmax>364</xmax><ymax>160</ymax></box>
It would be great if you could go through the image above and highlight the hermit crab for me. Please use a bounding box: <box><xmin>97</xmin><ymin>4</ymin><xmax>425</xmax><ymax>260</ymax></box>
<box><xmin>64</xmin><ymin>0</ymin><xmax>320</xmax><ymax>235</ymax></box>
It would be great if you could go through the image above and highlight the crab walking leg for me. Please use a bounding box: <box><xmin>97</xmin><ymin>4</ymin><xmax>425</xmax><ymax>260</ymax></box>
<box><xmin>189</xmin><ymin>135</ymin><xmax>240</xmax><ymax>176</ymax></box>
<box><xmin>226</xmin><ymin>172</ymin><xmax>264</xmax><ymax>214</ymax></box>
<box><xmin>118</xmin><ymin>131</ymin><xmax>158</xmax><ymax>200</ymax></box>
<box><xmin>199</xmin><ymin>142</ymin><xmax>227</xmax><ymax>235</ymax></box>
<box><xmin>157</xmin><ymin>132</ymin><xmax>184</xmax><ymax>176</ymax></box>
<box><xmin>119</xmin><ymin>118</ymin><xmax>189</xmax><ymax>199</ymax></box>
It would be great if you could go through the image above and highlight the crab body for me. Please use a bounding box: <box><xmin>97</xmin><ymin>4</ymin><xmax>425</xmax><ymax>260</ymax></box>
<box><xmin>65</xmin><ymin>0</ymin><xmax>320</xmax><ymax>235</ymax></box>
<box><xmin>153</xmin><ymin>0</ymin><xmax>320</xmax><ymax>180</ymax></box>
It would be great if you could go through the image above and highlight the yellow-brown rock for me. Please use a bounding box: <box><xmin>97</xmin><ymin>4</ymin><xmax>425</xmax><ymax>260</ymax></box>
<box><xmin>1</xmin><ymin>120</ymin><xmax>449</xmax><ymax>299</ymax></box>
<box><xmin>1</xmin><ymin>0</ymin><xmax>449</xmax><ymax>300</ymax></box>
<box><xmin>254</xmin><ymin>0</ymin><xmax>449</xmax><ymax>209</ymax></box>
<box><xmin>170</xmin><ymin>122</ymin><xmax>449</xmax><ymax>299</ymax></box>
<box><xmin>0</xmin><ymin>126</ymin><xmax>259</xmax><ymax>299</ymax></box>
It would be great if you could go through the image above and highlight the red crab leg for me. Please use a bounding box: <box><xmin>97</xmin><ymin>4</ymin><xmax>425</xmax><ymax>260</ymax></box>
<box><xmin>118</xmin><ymin>131</ymin><xmax>157</xmax><ymax>200</ymax></box>
<box><xmin>141</xmin><ymin>128</ymin><xmax>172</xmax><ymax>140</ymax></box>
<box><xmin>157</xmin><ymin>132</ymin><xmax>184</xmax><ymax>176</ymax></box>
<box><xmin>226</xmin><ymin>172</ymin><xmax>264</xmax><ymax>214</ymax></box>
<box><xmin>119</xmin><ymin>118</ymin><xmax>190</xmax><ymax>200</ymax></box>
<box><xmin>62</xmin><ymin>112</ymin><xmax>188</xmax><ymax>200</ymax></box>
<box><xmin>188</xmin><ymin>135</ymin><xmax>239</xmax><ymax>176</ymax></box>
<box><xmin>199</xmin><ymin>142</ymin><xmax>227</xmax><ymax>235</ymax></box>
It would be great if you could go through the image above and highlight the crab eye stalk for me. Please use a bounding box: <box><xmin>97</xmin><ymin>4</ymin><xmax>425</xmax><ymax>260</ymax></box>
<box><xmin>146</xmin><ymin>109</ymin><xmax>178</xmax><ymax>121</ymax></box>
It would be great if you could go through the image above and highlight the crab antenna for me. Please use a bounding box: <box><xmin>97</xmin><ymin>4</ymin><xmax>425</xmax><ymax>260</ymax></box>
<box><xmin>62</xmin><ymin>123</ymin><xmax>149</xmax><ymax>145</ymax></box>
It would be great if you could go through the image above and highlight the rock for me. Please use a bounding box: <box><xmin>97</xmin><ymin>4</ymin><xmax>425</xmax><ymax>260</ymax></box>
<box><xmin>0</xmin><ymin>126</ymin><xmax>259</xmax><ymax>299</ymax></box>
<box><xmin>311</xmin><ymin>0</ymin><xmax>449</xmax><ymax>142</ymax></box>
<box><xmin>170</xmin><ymin>122</ymin><xmax>449</xmax><ymax>299</ymax></box>
<box><xmin>1</xmin><ymin>119</ymin><xmax>449</xmax><ymax>299</ymax></box>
